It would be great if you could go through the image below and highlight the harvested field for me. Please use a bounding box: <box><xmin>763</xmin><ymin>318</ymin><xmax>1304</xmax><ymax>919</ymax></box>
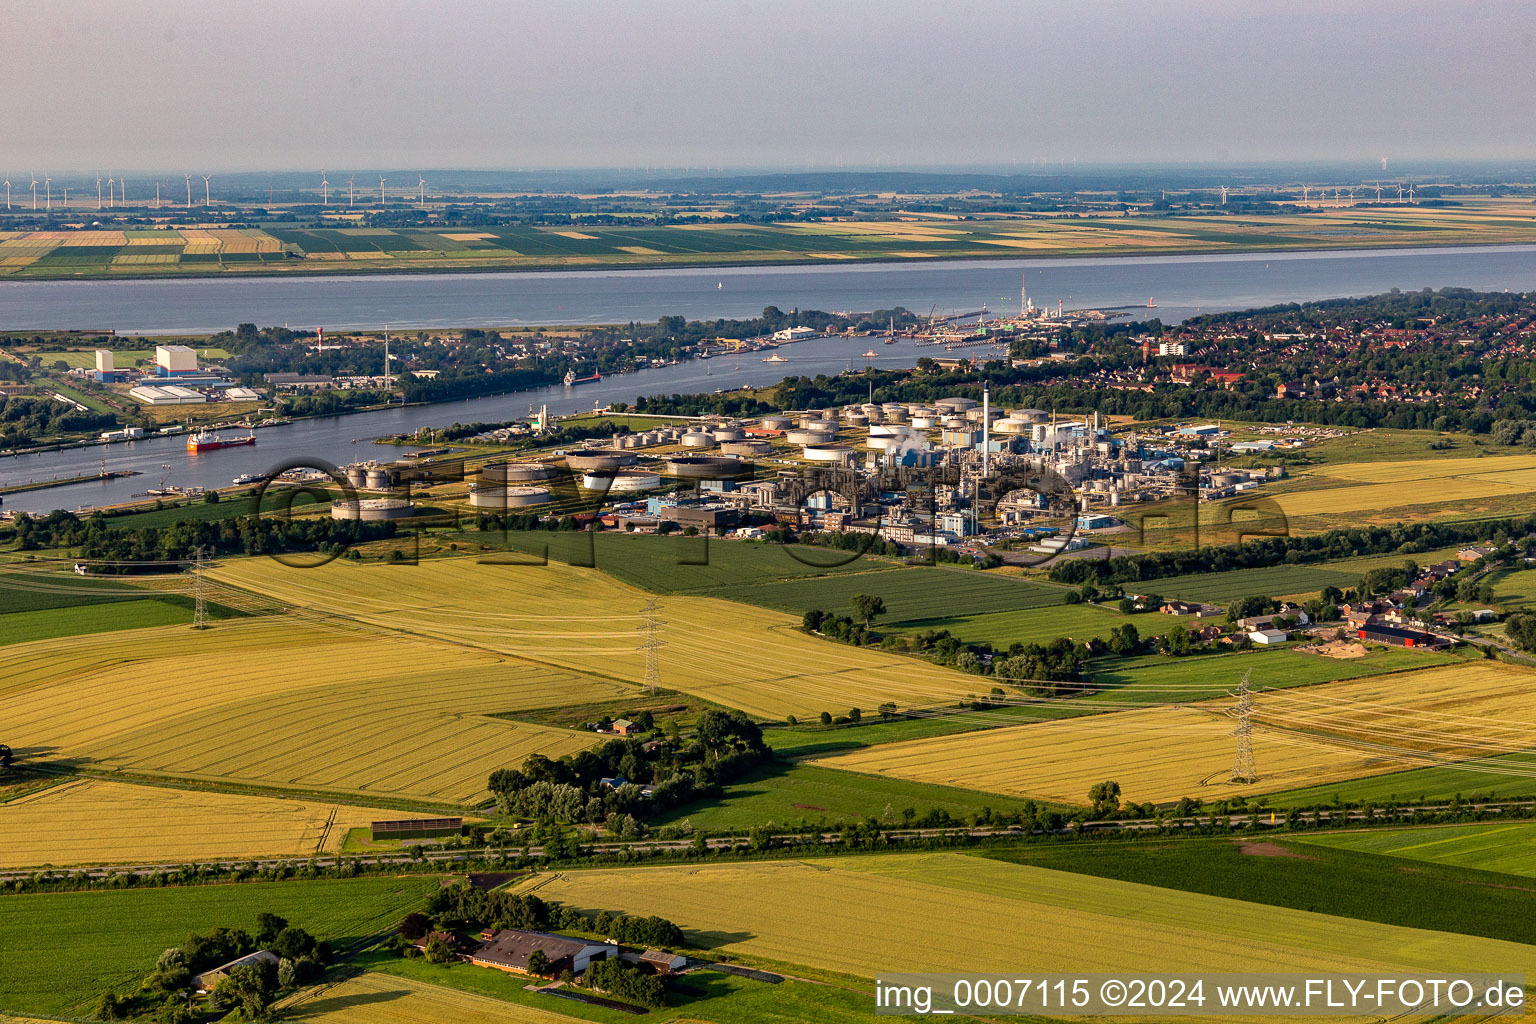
<box><xmin>0</xmin><ymin>779</ymin><xmax>400</xmax><ymax>867</ymax></box>
<box><xmin>1274</xmin><ymin>455</ymin><xmax>1536</xmax><ymax>518</ymax></box>
<box><xmin>0</xmin><ymin>619</ymin><xmax>608</xmax><ymax>803</ymax></box>
<box><xmin>527</xmin><ymin>853</ymin><xmax>1536</xmax><ymax>979</ymax></box>
<box><xmin>279</xmin><ymin>972</ymin><xmax>579</xmax><ymax>1024</ymax></box>
<box><xmin>210</xmin><ymin>557</ymin><xmax>990</xmax><ymax>719</ymax></box>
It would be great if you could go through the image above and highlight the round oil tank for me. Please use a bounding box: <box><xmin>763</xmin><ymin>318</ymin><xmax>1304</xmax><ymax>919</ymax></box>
<box><xmin>1017</xmin><ymin>408</ymin><xmax>1049</xmax><ymax>421</ymax></box>
<box><xmin>679</xmin><ymin>431</ymin><xmax>714</xmax><ymax>448</ymax></box>
<box><xmin>469</xmin><ymin>484</ymin><xmax>550</xmax><ymax>509</ymax></box>
<box><xmin>940</xmin><ymin>416</ymin><xmax>967</xmax><ymax>429</ymax></box>
<box><xmin>936</xmin><ymin>396</ymin><xmax>978</xmax><ymax>412</ymax></box>
<box><xmin>759</xmin><ymin>416</ymin><xmax>791</xmax><ymax>430</ymax></box>
<box><xmin>911</xmin><ymin>415</ymin><xmax>936</xmax><ymax>429</ymax></box>
<box><xmin>993</xmin><ymin>418</ymin><xmax>1030</xmax><ymax>435</ymax></box>
<box><xmin>481</xmin><ymin>462</ymin><xmax>553</xmax><ymax>483</ymax></box>
<box><xmin>345</xmin><ymin>465</ymin><xmax>367</xmax><ymax>488</ymax></box>
<box><xmin>664</xmin><ymin>455</ymin><xmax>745</xmax><ymax>479</ymax></box>
<box><xmin>719</xmin><ymin>439</ymin><xmax>770</xmax><ymax>457</ymax></box>
<box><xmin>844</xmin><ymin>412</ymin><xmax>869</xmax><ymax>427</ymax></box>
<box><xmin>364</xmin><ymin>468</ymin><xmax>391</xmax><ymax>490</ymax></box>
<box><xmin>868</xmin><ymin>423</ymin><xmax>911</xmax><ymax>438</ymax></box>
<box><xmin>711</xmin><ymin>427</ymin><xmax>743</xmax><ymax>442</ymax></box>
<box><xmin>865</xmin><ymin>436</ymin><xmax>903</xmax><ymax>452</ymax></box>
<box><xmin>332</xmin><ymin>498</ymin><xmax>417</xmax><ymax>521</ymax></box>
<box><xmin>785</xmin><ymin>428</ymin><xmax>825</xmax><ymax>444</ymax></box>
<box><xmin>802</xmin><ymin>443</ymin><xmax>854</xmax><ymax>463</ymax></box>
<box><xmin>564</xmin><ymin>449</ymin><xmax>636</xmax><ymax>471</ymax></box>
<box><xmin>584</xmin><ymin>469</ymin><xmax>661</xmax><ymax>492</ymax></box>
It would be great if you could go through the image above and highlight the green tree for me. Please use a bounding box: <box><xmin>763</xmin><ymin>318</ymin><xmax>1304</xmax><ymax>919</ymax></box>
<box><xmin>850</xmin><ymin>593</ymin><xmax>886</xmax><ymax>628</ymax></box>
<box><xmin>526</xmin><ymin>949</ymin><xmax>550</xmax><ymax>977</ymax></box>
<box><xmin>214</xmin><ymin>960</ymin><xmax>277</xmax><ymax>1023</ymax></box>
<box><xmin>1088</xmin><ymin>780</ymin><xmax>1122</xmax><ymax>816</ymax></box>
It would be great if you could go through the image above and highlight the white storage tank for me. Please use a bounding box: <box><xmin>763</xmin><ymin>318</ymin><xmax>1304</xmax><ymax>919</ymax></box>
<box><xmin>364</xmin><ymin>468</ymin><xmax>391</xmax><ymax>490</ymax></box>
<box><xmin>469</xmin><ymin>484</ymin><xmax>551</xmax><ymax>509</ymax></box>
<box><xmin>332</xmin><ymin>498</ymin><xmax>417</xmax><ymax>520</ymax></box>
<box><xmin>680</xmin><ymin>431</ymin><xmax>715</xmax><ymax>448</ymax></box>
<box><xmin>803</xmin><ymin>442</ymin><xmax>855</xmax><ymax>463</ymax></box>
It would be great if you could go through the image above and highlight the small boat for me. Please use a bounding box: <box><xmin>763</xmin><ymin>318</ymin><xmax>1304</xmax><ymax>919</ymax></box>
<box><xmin>187</xmin><ymin>430</ymin><xmax>255</xmax><ymax>453</ymax></box>
<box><xmin>862</xmin><ymin>349</ymin><xmax>878</xmax><ymax>358</ymax></box>
<box><xmin>563</xmin><ymin>370</ymin><xmax>602</xmax><ymax>386</ymax></box>
<box><xmin>232</xmin><ymin>473</ymin><xmax>264</xmax><ymax>485</ymax></box>
<box><xmin>1148</xmin><ymin>296</ymin><xmax>1157</xmax><ymax>308</ymax></box>
<box><xmin>762</xmin><ymin>354</ymin><xmax>789</xmax><ymax>363</ymax></box>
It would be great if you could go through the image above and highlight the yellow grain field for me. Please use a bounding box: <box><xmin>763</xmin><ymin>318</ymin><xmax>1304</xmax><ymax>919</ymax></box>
<box><xmin>815</xmin><ymin>661</ymin><xmax>1536</xmax><ymax>805</ymax></box>
<box><xmin>209</xmin><ymin>557</ymin><xmax>989</xmax><ymax>718</ymax></box>
<box><xmin>178</xmin><ymin>229</ymin><xmax>222</xmax><ymax>254</ymax></box>
<box><xmin>0</xmin><ymin>779</ymin><xmax>397</xmax><ymax>867</ymax></box>
<box><xmin>58</xmin><ymin>231</ymin><xmax>126</xmax><ymax>246</ymax></box>
<box><xmin>813</xmin><ymin>704</ymin><xmax>1391</xmax><ymax>805</ymax></box>
<box><xmin>126</xmin><ymin>231</ymin><xmax>183</xmax><ymax>245</ymax></box>
<box><xmin>280</xmin><ymin>972</ymin><xmax>579</xmax><ymax>1024</ymax></box>
<box><xmin>0</xmin><ymin>619</ymin><xmax>615</xmax><ymax>803</ymax></box>
<box><xmin>1274</xmin><ymin>455</ymin><xmax>1536</xmax><ymax>517</ymax></box>
<box><xmin>529</xmin><ymin>854</ymin><xmax>1536</xmax><ymax>979</ymax></box>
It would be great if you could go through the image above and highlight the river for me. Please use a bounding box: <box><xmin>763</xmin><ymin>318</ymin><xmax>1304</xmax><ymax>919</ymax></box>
<box><xmin>3</xmin><ymin>244</ymin><xmax>1535</xmax><ymax>514</ymax></box>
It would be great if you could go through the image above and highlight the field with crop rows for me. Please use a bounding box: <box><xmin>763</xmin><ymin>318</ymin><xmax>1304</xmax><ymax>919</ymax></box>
<box><xmin>527</xmin><ymin>853</ymin><xmax>1536</xmax><ymax>980</ymax></box>
<box><xmin>0</xmin><ymin>779</ymin><xmax>398</xmax><ymax>867</ymax></box>
<box><xmin>1298</xmin><ymin>823</ymin><xmax>1536</xmax><ymax>878</ymax></box>
<box><xmin>814</xmin><ymin>661</ymin><xmax>1536</xmax><ymax>805</ymax></box>
<box><xmin>279</xmin><ymin>973</ymin><xmax>581</xmax><ymax>1024</ymax></box>
<box><xmin>896</xmin><ymin>603</ymin><xmax>1196</xmax><ymax>647</ymax></box>
<box><xmin>0</xmin><ymin>877</ymin><xmax>436</xmax><ymax>1017</ymax></box>
<box><xmin>1</xmin><ymin>619</ymin><xmax>608</xmax><ymax>803</ymax></box>
<box><xmin>1146</xmin><ymin>564</ymin><xmax>1362</xmax><ymax>603</ymax></box>
<box><xmin>721</xmin><ymin>564</ymin><xmax>1067</xmax><ymax>621</ymax></box>
<box><xmin>210</xmin><ymin>556</ymin><xmax>991</xmax><ymax>719</ymax></box>
<box><xmin>1272</xmin><ymin>454</ymin><xmax>1536</xmax><ymax>519</ymax></box>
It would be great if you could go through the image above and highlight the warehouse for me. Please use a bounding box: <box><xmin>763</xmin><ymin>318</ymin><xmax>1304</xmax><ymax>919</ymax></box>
<box><xmin>468</xmin><ymin>929</ymin><xmax>617</xmax><ymax>976</ymax></box>
<box><xmin>129</xmin><ymin>384</ymin><xmax>207</xmax><ymax>405</ymax></box>
<box><xmin>1357</xmin><ymin>624</ymin><xmax>1449</xmax><ymax>649</ymax></box>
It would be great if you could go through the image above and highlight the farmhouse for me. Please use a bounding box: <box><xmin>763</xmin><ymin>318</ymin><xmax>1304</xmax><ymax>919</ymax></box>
<box><xmin>1358</xmin><ymin>624</ymin><xmax>1449</xmax><ymax>649</ymax></box>
<box><xmin>192</xmin><ymin>950</ymin><xmax>279</xmax><ymax>994</ymax></box>
<box><xmin>467</xmin><ymin>929</ymin><xmax>617</xmax><ymax>975</ymax></box>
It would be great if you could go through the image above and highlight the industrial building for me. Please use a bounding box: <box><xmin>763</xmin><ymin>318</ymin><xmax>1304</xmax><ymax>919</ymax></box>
<box><xmin>129</xmin><ymin>384</ymin><xmax>208</xmax><ymax>405</ymax></box>
<box><xmin>155</xmin><ymin>344</ymin><xmax>199</xmax><ymax>375</ymax></box>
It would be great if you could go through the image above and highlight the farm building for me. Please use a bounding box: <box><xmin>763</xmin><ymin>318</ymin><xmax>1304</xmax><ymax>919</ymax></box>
<box><xmin>1249</xmin><ymin>628</ymin><xmax>1288</xmax><ymax>645</ymax></box>
<box><xmin>192</xmin><ymin>950</ymin><xmax>279</xmax><ymax>994</ymax></box>
<box><xmin>468</xmin><ymin>929</ymin><xmax>617</xmax><ymax>975</ymax></box>
<box><xmin>1358</xmin><ymin>624</ymin><xmax>1450</xmax><ymax>649</ymax></box>
<box><xmin>637</xmin><ymin>949</ymin><xmax>687</xmax><ymax>973</ymax></box>
<box><xmin>611</xmin><ymin>719</ymin><xmax>640</xmax><ymax>735</ymax></box>
<box><xmin>371</xmin><ymin>816</ymin><xmax>463</xmax><ymax>841</ymax></box>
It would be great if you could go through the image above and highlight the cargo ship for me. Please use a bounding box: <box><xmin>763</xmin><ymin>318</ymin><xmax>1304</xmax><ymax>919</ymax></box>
<box><xmin>187</xmin><ymin>430</ymin><xmax>256</xmax><ymax>453</ymax></box>
<box><xmin>563</xmin><ymin>370</ymin><xmax>602</xmax><ymax>386</ymax></box>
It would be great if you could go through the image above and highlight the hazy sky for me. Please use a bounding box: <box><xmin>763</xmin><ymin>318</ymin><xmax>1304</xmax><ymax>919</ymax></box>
<box><xmin>7</xmin><ymin>0</ymin><xmax>1536</xmax><ymax>172</ymax></box>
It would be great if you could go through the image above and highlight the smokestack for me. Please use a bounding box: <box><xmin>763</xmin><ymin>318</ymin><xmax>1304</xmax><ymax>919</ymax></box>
<box><xmin>982</xmin><ymin>382</ymin><xmax>990</xmax><ymax>482</ymax></box>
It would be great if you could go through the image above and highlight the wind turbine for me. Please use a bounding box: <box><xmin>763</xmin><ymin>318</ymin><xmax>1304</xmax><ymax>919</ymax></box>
<box><xmin>43</xmin><ymin>176</ymin><xmax>50</xmax><ymax>211</ymax></box>
<box><xmin>185</xmin><ymin>174</ymin><xmax>192</xmax><ymax>209</ymax></box>
<box><xmin>1397</xmin><ymin>184</ymin><xmax>1404</xmax><ymax>201</ymax></box>
<box><xmin>107</xmin><ymin>175</ymin><xmax>115</xmax><ymax>208</ymax></box>
<box><xmin>119</xmin><ymin>178</ymin><xmax>127</xmax><ymax>204</ymax></box>
<box><xmin>418</xmin><ymin>175</ymin><xmax>426</xmax><ymax>205</ymax></box>
<box><xmin>1301</xmin><ymin>185</ymin><xmax>1309</xmax><ymax>204</ymax></box>
<box><xmin>30</xmin><ymin>175</ymin><xmax>37</xmax><ymax>211</ymax></box>
<box><xmin>1408</xmin><ymin>184</ymin><xmax>1415</xmax><ymax>203</ymax></box>
<box><xmin>202</xmin><ymin>175</ymin><xmax>211</xmax><ymax>207</ymax></box>
<box><xmin>348</xmin><ymin>176</ymin><xmax>355</xmax><ymax>207</ymax></box>
<box><xmin>320</xmin><ymin>170</ymin><xmax>329</xmax><ymax>207</ymax></box>
<box><xmin>1374</xmin><ymin>185</ymin><xmax>1382</xmax><ymax>201</ymax></box>
<box><xmin>155</xmin><ymin>179</ymin><xmax>161</xmax><ymax>208</ymax></box>
<box><xmin>379</xmin><ymin>175</ymin><xmax>386</xmax><ymax>204</ymax></box>
<box><xmin>2</xmin><ymin>177</ymin><xmax>8</xmax><ymax>210</ymax></box>
<box><xmin>1218</xmin><ymin>185</ymin><xmax>1228</xmax><ymax>205</ymax></box>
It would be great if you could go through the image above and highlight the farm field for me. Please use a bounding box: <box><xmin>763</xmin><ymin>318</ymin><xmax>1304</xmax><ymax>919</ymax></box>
<box><xmin>988</xmin><ymin>837</ymin><xmax>1536</xmax><ymax>945</ymax></box>
<box><xmin>0</xmin><ymin>598</ymin><xmax>189</xmax><ymax>644</ymax></box>
<box><xmin>0</xmin><ymin>618</ymin><xmax>609</xmax><ymax>804</ymax></box>
<box><xmin>1260</xmin><ymin>750</ymin><xmax>1536</xmax><ymax>807</ymax></box>
<box><xmin>897</xmin><ymin>602</ymin><xmax>1196</xmax><ymax>647</ymax></box>
<box><xmin>525</xmin><ymin>852</ymin><xmax>1536</xmax><ymax>980</ymax></box>
<box><xmin>0</xmin><ymin>876</ymin><xmax>436</xmax><ymax>1017</ymax></box>
<box><xmin>30</xmin><ymin>346</ymin><xmax>230</xmax><ymax>369</ymax></box>
<box><xmin>813</xmin><ymin>660</ymin><xmax>1536</xmax><ymax>806</ymax></box>
<box><xmin>10</xmin><ymin>199</ymin><xmax>1536</xmax><ymax>278</ymax></box>
<box><xmin>209</xmin><ymin>556</ymin><xmax>993</xmax><ymax>719</ymax></box>
<box><xmin>279</xmin><ymin>972</ymin><xmax>584</xmax><ymax>1024</ymax></box>
<box><xmin>0</xmin><ymin>779</ymin><xmax>398</xmax><ymax>868</ymax></box>
<box><xmin>1271</xmin><ymin>454</ymin><xmax>1536</xmax><ymax>520</ymax></box>
<box><xmin>1142</xmin><ymin>564</ymin><xmax>1361</xmax><ymax>603</ymax></box>
<box><xmin>722</xmin><ymin>564</ymin><xmax>1067</xmax><ymax>621</ymax></box>
<box><xmin>1298</xmin><ymin>822</ymin><xmax>1536</xmax><ymax>878</ymax></box>
<box><xmin>652</xmin><ymin>762</ymin><xmax>1041</xmax><ymax>830</ymax></box>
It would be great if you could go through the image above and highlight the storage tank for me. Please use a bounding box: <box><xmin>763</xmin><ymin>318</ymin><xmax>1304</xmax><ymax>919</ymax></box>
<box><xmin>994</xmin><ymin>417</ymin><xmax>1030</xmax><ymax>435</ymax></box>
<box><xmin>664</xmin><ymin>455</ymin><xmax>746</xmax><ymax>479</ymax></box>
<box><xmin>481</xmin><ymin>462</ymin><xmax>553</xmax><ymax>483</ymax></box>
<box><xmin>586</xmin><ymin>469</ymin><xmax>661</xmax><ymax>492</ymax></box>
<box><xmin>802</xmin><ymin>442</ymin><xmax>855</xmax><ymax>463</ymax></box>
<box><xmin>332</xmin><ymin>498</ymin><xmax>417</xmax><ymax>520</ymax></box>
<box><xmin>759</xmin><ymin>416</ymin><xmax>791</xmax><ymax>430</ymax></box>
<box><xmin>844</xmin><ymin>412</ymin><xmax>869</xmax><ymax>427</ymax></box>
<box><xmin>719</xmin><ymin>439</ymin><xmax>771</xmax><ymax>457</ymax></box>
<box><xmin>711</xmin><ymin>427</ymin><xmax>744</xmax><ymax>442</ymax></box>
<box><xmin>469</xmin><ymin>484</ymin><xmax>551</xmax><ymax>509</ymax></box>
<box><xmin>936</xmin><ymin>396</ymin><xmax>978</xmax><ymax>412</ymax></box>
<box><xmin>564</xmin><ymin>449</ymin><xmax>637</xmax><ymax>471</ymax></box>
<box><xmin>364</xmin><ymin>468</ymin><xmax>391</xmax><ymax>490</ymax></box>
<box><xmin>785</xmin><ymin>428</ymin><xmax>825</xmax><ymax>444</ymax></box>
<box><xmin>911</xmin><ymin>415</ymin><xmax>936</xmax><ymax>429</ymax></box>
<box><xmin>680</xmin><ymin>431</ymin><xmax>714</xmax><ymax>448</ymax></box>
<box><xmin>345</xmin><ymin>464</ymin><xmax>368</xmax><ymax>488</ymax></box>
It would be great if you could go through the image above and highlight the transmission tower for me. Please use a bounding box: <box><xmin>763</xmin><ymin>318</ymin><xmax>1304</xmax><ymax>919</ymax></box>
<box><xmin>1230</xmin><ymin>669</ymin><xmax>1257</xmax><ymax>784</ymax></box>
<box><xmin>191</xmin><ymin>546</ymin><xmax>209</xmax><ymax>630</ymax></box>
<box><xmin>635</xmin><ymin>598</ymin><xmax>666</xmax><ymax>696</ymax></box>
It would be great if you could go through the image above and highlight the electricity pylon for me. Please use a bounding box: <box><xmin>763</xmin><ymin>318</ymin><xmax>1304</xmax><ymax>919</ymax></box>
<box><xmin>191</xmin><ymin>546</ymin><xmax>209</xmax><ymax>630</ymax></box>
<box><xmin>635</xmin><ymin>598</ymin><xmax>666</xmax><ymax>696</ymax></box>
<box><xmin>1230</xmin><ymin>669</ymin><xmax>1257</xmax><ymax>784</ymax></box>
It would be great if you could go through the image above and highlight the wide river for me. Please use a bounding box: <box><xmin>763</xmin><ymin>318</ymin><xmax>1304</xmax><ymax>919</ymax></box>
<box><xmin>3</xmin><ymin>244</ymin><xmax>1536</xmax><ymax>513</ymax></box>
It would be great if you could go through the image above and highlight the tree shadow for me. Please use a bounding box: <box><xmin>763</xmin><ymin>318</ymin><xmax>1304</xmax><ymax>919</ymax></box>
<box><xmin>287</xmin><ymin>988</ymin><xmax>410</xmax><ymax>1019</ymax></box>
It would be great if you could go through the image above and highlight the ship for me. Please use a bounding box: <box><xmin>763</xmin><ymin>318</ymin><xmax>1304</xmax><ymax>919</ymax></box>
<box><xmin>187</xmin><ymin>430</ymin><xmax>256</xmax><ymax>453</ymax></box>
<box><xmin>563</xmin><ymin>370</ymin><xmax>602</xmax><ymax>386</ymax></box>
<box><xmin>232</xmin><ymin>473</ymin><xmax>264</xmax><ymax>485</ymax></box>
<box><xmin>1148</xmin><ymin>296</ymin><xmax>1157</xmax><ymax>308</ymax></box>
<box><xmin>762</xmin><ymin>354</ymin><xmax>789</xmax><ymax>363</ymax></box>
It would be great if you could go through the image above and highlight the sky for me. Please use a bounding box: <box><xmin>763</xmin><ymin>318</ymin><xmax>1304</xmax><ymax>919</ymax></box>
<box><xmin>6</xmin><ymin>0</ymin><xmax>1536</xmax><ymax>173</ymax></box>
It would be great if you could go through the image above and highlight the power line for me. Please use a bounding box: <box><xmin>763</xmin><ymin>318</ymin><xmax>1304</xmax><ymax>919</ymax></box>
<box><xmin>635</xmin><ymin>598</ymin><xmax>666</xmax><ymax>696</ymax></box>
<box><xmin>1230</xmin><ymin>669</ymin><xmax>1257</xmax><ymax>784</ymax></box>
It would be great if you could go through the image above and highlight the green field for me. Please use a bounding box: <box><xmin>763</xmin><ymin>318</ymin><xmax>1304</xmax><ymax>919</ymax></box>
<box><xmin>32</xmin><ymin>347</ymin><xmax>230</xmax><ymax>369</ymax></box>
<box><xmin>0</xmin><ymin>598</ymin><xmax>190</xmax><ymax>644</ymax></box>
<box><xmin>983</xmin><ymin>836</ymin><xmax>1536</xmax><ymax>945</ymax></box>
<box><xmin>0</xmin><ymin>572</ymin><xmax>146</xmax><ymax>614</ymax></box>
<box><xmin>653</xmin><ymin>762</ymin><xmax>1042</xmax><ymax>830</ymax></box>
<box><xmin>1259</xmin><ymin>750</ymin><xmax>1536</xmax><ymax>807</ymax></box>
<box><xmin>897</xmin><ymin>603</ymin><xmax>1193</xmax><ymax>647</ymax></box>
<box><xmin>1143</xmin><ymin>564</ymin><xmax>1362</xmax><ymax>603</ymax></box>
<box><xmin>1298</xmin><ymin>822</ymin><xmax>1536</xmax><ymax>877</ymax></box>
<box><xmin>0</xmin><ymin>876</ymin><xmax>437</xmax><ymax>1017</ymax></box>
<box><xmin>721</xmin><ymin>565</ymin><xmax>1067</xmax><ymax>621</ymax></box>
